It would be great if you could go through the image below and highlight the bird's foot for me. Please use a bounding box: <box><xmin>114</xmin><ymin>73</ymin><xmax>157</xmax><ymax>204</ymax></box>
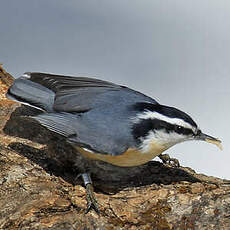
<box><xmin>158</xmin><ymin>154</ymin><xmax>180</xmax><ymax>167</ymax></box>
<box><xmin>85</xmin><ymin>183</ymin><xmax>100</xmax><ymax>214</ymax></box>
<box><xmin>81</xmin><ymin>173</ymin><xmax>100</xmax><ymax>214</ymax></box>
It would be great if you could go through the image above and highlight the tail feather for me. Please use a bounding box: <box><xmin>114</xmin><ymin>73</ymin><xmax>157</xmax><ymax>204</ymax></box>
<box><xmin>6</xmin><ymin>76</ymin><xmax>55</xmax><ymax>112</ymax></box>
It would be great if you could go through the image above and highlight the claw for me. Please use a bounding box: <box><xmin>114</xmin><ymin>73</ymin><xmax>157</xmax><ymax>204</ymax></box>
<box><xmin>158</xmin><ymin>154</ymin><xmax>180</xmax><ymax>167</ymax></box>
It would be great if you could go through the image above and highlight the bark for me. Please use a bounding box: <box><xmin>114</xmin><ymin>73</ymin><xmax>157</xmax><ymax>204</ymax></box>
<box><xmin>0</xmin><ymin>68</ymin><xmax>230</xmax><ymax>230</ymax></box>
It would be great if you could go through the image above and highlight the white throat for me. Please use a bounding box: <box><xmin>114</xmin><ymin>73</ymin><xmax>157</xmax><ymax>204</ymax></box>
<box><xmin>139</xmin><ymin>130</ymin><xmax>188</xmax><ymax>154</ymax></box>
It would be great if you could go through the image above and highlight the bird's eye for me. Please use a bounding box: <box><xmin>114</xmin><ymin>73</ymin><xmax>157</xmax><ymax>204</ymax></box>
<box><xmin>174</xmin><ymin>125</ymin><xmax>183</xmax><ymax>134</ymax></box>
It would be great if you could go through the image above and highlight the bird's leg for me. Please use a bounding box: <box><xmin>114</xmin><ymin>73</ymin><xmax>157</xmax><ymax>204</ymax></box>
<box><xmin>158</xmin><ymin>153</ymin><xmax>180</xmax><ymax>167</ymax></box>
<box><xmin>81</xmin><ymin>173</ymin><xmax>100</xmax><ymax>214</ymax></box>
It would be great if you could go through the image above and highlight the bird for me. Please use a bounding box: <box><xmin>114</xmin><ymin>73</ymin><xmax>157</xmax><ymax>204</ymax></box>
<box><xmin>6</xmin><ymin>72</ymin><xmax>222</xmax><ymax>213</ymax></box>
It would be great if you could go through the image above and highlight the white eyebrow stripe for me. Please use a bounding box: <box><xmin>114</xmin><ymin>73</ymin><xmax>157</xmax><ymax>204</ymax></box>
<box><xmin>134</xmin><ymin>110</ymin><xmax>196</xmax><ymax>132</ymax></box>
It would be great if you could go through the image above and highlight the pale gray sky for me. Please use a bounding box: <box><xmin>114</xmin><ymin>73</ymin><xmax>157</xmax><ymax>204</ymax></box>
<box><xmin>1</xmin><ymin>0</ymin><xmax>229</xmax><ymax>179</ymax></box>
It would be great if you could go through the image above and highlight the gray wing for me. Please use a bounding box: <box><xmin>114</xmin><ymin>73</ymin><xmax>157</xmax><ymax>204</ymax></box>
<box><xmin>8</xmin><ymin>72</ymin><xmax>159</xmax><ymax>155</ymax></box>
<box><xmin>33</xmin><ymin>112</ymin><xmax>134</xmax><ymax>156</ymax></box>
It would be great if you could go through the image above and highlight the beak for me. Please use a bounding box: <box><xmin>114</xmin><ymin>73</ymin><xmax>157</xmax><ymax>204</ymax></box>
<box><xmin>195</xmin><ymin>132</ymin><xmax>223</xmax><ymax>150</ymax></box>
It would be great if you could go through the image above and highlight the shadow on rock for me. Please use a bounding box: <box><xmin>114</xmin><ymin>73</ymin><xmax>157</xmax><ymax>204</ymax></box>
<box><xmin>8</xmin><ymin>140</ymin><xmax>201</xmax><ymax>193</ymax></box>
<box><xmin>4</xmin><ymin>106</ymin><xmax>52</xmax><ymax>144</ymax></box>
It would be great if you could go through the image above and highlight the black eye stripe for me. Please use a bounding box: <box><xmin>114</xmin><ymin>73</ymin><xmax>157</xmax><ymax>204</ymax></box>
<box><xmin>174</xmin><ymin>125</ymin><xmax>193</xmax><ymax>135</ymax></box>
<box><xmin>132</xmin><ymin>118</ymin><xmax>194</xmax><ymax>140</ymax></box>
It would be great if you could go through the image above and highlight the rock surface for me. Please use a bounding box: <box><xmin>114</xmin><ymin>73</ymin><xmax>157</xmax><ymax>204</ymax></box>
<box><xmin>0</xmin><ymin>68</ymin><xmax>230</xmax><ymax>230</ymax></box>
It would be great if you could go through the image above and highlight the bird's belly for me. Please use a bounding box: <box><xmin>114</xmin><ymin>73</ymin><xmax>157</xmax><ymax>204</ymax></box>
<box><xmin>75</xmin><ymin>143</ymin><xmax>166</xmax><ymax>167</ymax></box>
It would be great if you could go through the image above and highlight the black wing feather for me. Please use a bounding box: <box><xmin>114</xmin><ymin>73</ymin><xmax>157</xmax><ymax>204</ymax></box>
<box><xmin>25</xmin><ymin>72</ymin><xmax>157</xmax><ymax>113</ymax></box>
<box><xmin>27</xmin><ymin>72</ymin><xmax>121</xmax><ymax>94</ymax></box>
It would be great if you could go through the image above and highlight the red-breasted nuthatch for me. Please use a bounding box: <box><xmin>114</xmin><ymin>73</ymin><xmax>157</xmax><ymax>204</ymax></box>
<box><xmin>7</xmin><ymin>72</ymin><xmax>222</xmax><ymax>213</ymax></box>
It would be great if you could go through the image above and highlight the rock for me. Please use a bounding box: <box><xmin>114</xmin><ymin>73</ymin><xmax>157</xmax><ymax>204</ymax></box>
<box><xmin>0</xmin><ymin>70</ymin><xmax>230</xmax><ymax>229</ymax></box>
<box><xmin>0</xmin><ymin>68</ymin><xmax>18</xmax><ymax>131</ymax></box>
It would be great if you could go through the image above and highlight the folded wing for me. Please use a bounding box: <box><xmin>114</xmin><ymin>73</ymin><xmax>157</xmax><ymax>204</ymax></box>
<box><xmin>7</xmin><ymin>72</ymin><xmax>158</xmax><ymax>155</ymax></box>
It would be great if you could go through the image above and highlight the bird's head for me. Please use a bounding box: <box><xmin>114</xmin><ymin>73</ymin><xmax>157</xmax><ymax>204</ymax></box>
<box><xmin>132</xmin><ymin>103</ymin><xmax>222</xmax><ymax>153</ymax></box>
